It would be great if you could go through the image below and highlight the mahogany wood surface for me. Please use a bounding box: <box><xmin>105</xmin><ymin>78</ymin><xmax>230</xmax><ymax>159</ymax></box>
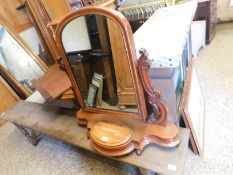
<box><xmin>77</xmin><ymin>109</ymin><xmax>180</xmax><ymax>156</ymax></box>
<box><xmin>0</xmin><ymin>76</ymin><xmax>20</xmax><ymax>126</ymax></box>
<box><xmin>41</xmin><ymin>0</ymin><xmax>70</xmax><ymax>20</ymax></box>
<box><xmin>55</xmin><ymin>7</ymin><xmax>181</xmax><ymax>156</ymax></box>
<box><xmin>55</xmin><ymin>6</ymin><xmax>147</xmax><ymax>120</ymax></box>
<box><xmin>90</xmin><ymin>121</ymin><xmax>132</xmax><ymax>147</ymax></box>
<box><xmin>32</xmin><ymin>64</ymin><xmax>72</xmax><ymax>100</ymax></box>
<box><xmin>138</xmin><ymin>48</ymin><xmax>168</xmax><ymax>126</ymax></box>
<box><xmin>0</xmin><ymin>0</ymin><xmax>32</xmax><ymax>32</ymax></box>
<box><xmin>0</xmin><ymin>77</ymin><xmax>20</xmax><ymax>112</ymax></box>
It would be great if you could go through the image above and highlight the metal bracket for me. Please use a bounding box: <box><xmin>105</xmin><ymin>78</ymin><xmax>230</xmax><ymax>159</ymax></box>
<box><xmin>14</xmin><ymin>123</ymin><xmax>41</xmax><ymax>146</ymax></box>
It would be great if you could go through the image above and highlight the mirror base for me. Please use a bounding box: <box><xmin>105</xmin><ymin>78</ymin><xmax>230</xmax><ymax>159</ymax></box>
<box><xmin>76</xmin><ymin>109</ymin><xmax>181</xmax><ymax>157</ymax></box>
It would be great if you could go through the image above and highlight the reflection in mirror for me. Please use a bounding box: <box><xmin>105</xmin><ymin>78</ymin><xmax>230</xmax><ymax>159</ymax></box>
<box><xmin>61</xmin><ymin>15</ymin><xmax>138</xmax><ymax>113</ymax></box>
<box><xmin>0</xmin><ymin>25</ymin><xmax>44</xmax><ymax>94</ymax></box>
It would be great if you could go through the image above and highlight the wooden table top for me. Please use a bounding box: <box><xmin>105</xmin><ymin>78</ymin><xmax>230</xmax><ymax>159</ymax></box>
<box><xmin>1</xmin><ymin>100</ymin><xmax>190</xmax><ymax>175</ymax></box>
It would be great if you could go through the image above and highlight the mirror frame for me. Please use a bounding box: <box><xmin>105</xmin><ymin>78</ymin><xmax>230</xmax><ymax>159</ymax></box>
<box><xmin>0</xmin><ymin>18</ymin><xmax>48</xmax><ymax>98</ymax></box>
<box><xmin>55</xmin><ymin>7</ymin><xmax>147</xmax><ymax>120</ymax></box>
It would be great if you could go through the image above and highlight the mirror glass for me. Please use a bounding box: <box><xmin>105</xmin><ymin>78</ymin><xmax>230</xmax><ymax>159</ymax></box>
<box><xmin>61</xmin><ymin>14</ymin><xmax>138</xmax><ymax>113</ymax></box>
<box><xmin>0</xmin><ymin>25</ymin><xmax>44</xmax><ymax>93</ymax></box>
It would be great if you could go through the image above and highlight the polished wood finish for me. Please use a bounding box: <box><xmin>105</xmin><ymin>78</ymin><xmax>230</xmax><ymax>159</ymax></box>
<box><xmin>0</xmin><ymin>76</ymin><xmax>20</xmax><ymax>126</ymax></box>
<box><xmin>60</xmin><ymin>88</ymin><xmax>74</xmax><ymax>100</ymax></box>
<box><xmin>138</xmin><ymin>49</ymin><xmax>168</xmax><ymax>126</ymax></box>
<box><xmin>41</xmin><ymin>0</ymin><xmax>70</xmax><ymax>20</ymax></box>
<box><xmin>107</xmin><ymin>18</ymin><xmax>136</xmax><ymax>107</ymax></box>
<box><xmin>32</xmin><ymin>64</ymin><xmax>72</xmax><ymax>100</ymax></box>
<box><xmin>26</xmin><ymin>0</ymin><xmax>61</xmax><ymax>63</ymax></box>
<box><xmin>0</xmin><ymin>76</ymin><xmax>20</xmax><ymax>112</ymax></box>
<box><xmin>55</xmin><ymin>7</ymin><xmax>147</xmax><ymax>120</ymax></box>
<box><xmin>15</xmin><ymin>21</ymin><xmax>33</xmax><ymax>33</ymax></box>
<box><xmin>90</xmin><ymin>121</ymin><xmax>132</xmax><ymax>147</ymax></box>
<box><xmin>0</xmin><ymin>64</ymin><xmax>30</xmax><ymax>98</ymax></box>
<box><xmin>55</xmin><ymin>7</ymin><xmax>180</xmax><ymax>156</ymax></box>
<box><xmin>0</xmin><ymin>0</ymin><xmax>32</xmax><ymax>32</ymax></box>
<box><xmin>78</xmin><ymin>109</ymin><xmax>180</xmax><ymax>156</ymax></box>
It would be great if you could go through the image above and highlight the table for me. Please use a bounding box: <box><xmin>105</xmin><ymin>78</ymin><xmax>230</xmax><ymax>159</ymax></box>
<box><xmin>1</xmin><ymin>100</ymin><xmax>190</xmax><ymax>175</ymax></box>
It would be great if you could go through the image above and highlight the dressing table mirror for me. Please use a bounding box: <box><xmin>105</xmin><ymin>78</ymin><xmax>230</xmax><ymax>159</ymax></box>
<box><xmin>0</xmin><ymin>18</ymin><xmax>47</xmax><ymax>98</ymax></box>
<box><xmin>56</xmin><ymin>7</ymin><xmax>181</xmax><ymax>156</ymax></box>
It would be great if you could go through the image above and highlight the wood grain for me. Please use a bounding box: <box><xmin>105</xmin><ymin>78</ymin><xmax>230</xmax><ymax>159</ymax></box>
<box><xmin>107</xmin><ymin>18</ymin><xmax>137</xmax><ymax>106</ymax></box>
<box><xmin>0</xmin><ymin>76</ymin><xmax>20</xmax><ymax>126</ymax></box>
<box><xmin>41</xmin><ymin>0</ymin><xmax>70</xmax><ymax>20</ymax></box>
<box><xmin>78</xmin><ymin>109</ymin><xmax>181</xmax><ymax>156</ymax></box>
<box><xmin>0</xmin><ymin>0</ymin><xmax>32</xmax><ymax>32</ymax></box>
<box><xmin>90</xmin><ymin>121</ymin><xmax>132</xmax><ymax>147</ymax></box>
<box><xmin>55</xmin><ymin>7</ymin><xmax>147</xmax><ymax>120</ymax></box>
<box><xmin>32</xmin><ymin>64</ymin><xmax>72</xmax><ymax>100</ymax></box>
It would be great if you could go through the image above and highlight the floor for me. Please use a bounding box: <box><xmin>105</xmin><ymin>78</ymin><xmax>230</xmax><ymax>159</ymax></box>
<box><xmin>0</xmin><ymin>23</ymin><xmax>233</xmax><ymax>175</ymax></box>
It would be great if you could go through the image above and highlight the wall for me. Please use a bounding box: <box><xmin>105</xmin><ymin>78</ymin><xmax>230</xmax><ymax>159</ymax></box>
<box><xmin>217</xmin><ymin>0</ymin><xmax>233</xmax><ymax>21</ymax></box>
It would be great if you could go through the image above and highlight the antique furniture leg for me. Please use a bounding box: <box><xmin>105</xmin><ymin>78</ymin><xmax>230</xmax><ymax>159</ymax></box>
<box><xmin>14</xmin><ymin>123</ymin><xmax>41</xmax><ymax>146</ymax></box>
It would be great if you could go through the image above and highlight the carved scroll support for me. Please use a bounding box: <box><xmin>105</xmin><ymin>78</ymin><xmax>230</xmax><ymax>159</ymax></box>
<box><xmin>138</xmin><ymin>48</ymin><xmax>167</xmax><ymax>126</ymax></box>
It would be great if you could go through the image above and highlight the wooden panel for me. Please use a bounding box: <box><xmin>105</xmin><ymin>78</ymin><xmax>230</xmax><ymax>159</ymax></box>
<box><xmin>107</xmin><ymin>19</ymin><xmax>136</xmax><ymax>106</ymax></box>
<box><xmin>0</xmin><ymin>76</ymin><xmax>20</xmax><ymax>113</ymax></box>
<box><xmin>41</xmin><ymin>0</ymin><xmax>70</xmax><ymax>20</ymax></box>
<box><xmin>0</xmin><ymin>0</ymin><xmax>32</xmax><ymax>32</ymax></box>
<box><xmin>15</xmin><ymin>21</ymin><xmax>33</xmax><ymax>33</ymax></box>
<box><xmin>32</xmin><ymin>64</ymin><xmax>72</xmax><ymax>100</ymax></box>
<box><xmin>0</xmin><ymin>76</ymin><xmax>19</xmax><ymax>126</ymax></box>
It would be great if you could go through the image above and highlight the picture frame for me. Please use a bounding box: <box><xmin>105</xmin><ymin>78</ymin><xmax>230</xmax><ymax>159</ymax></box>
<box><xmin>86</xmin><ymin>84</ymin><xmax>98</xmax><ymax>107</ymax></box>
<box><xmin>179</xmin><ymin>61</ymin><xmax>205</xmax><ymax>155</ymax></box>
<box><xmin>66</xmin><ymin>0</ymin><xmax>84</xmax><ymax>10</ymax></box>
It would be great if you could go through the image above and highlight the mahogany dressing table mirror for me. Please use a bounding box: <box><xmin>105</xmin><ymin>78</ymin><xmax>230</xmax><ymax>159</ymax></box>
<box><xmin>55</xmin><ymin>7</ymin><xmax>181</xmax><ymax>156</ymax></box>
<box><xmin>0</xmin><ymin>18</ymin><xmax>47</xmax><ymax>98</ymax></box>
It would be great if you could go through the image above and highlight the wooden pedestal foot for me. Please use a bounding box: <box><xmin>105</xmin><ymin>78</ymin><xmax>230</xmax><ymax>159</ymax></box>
<box><xmin>76</xmin><ymin>110</ymin><xmax>181</xmax><ymax>157</ymax></box>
